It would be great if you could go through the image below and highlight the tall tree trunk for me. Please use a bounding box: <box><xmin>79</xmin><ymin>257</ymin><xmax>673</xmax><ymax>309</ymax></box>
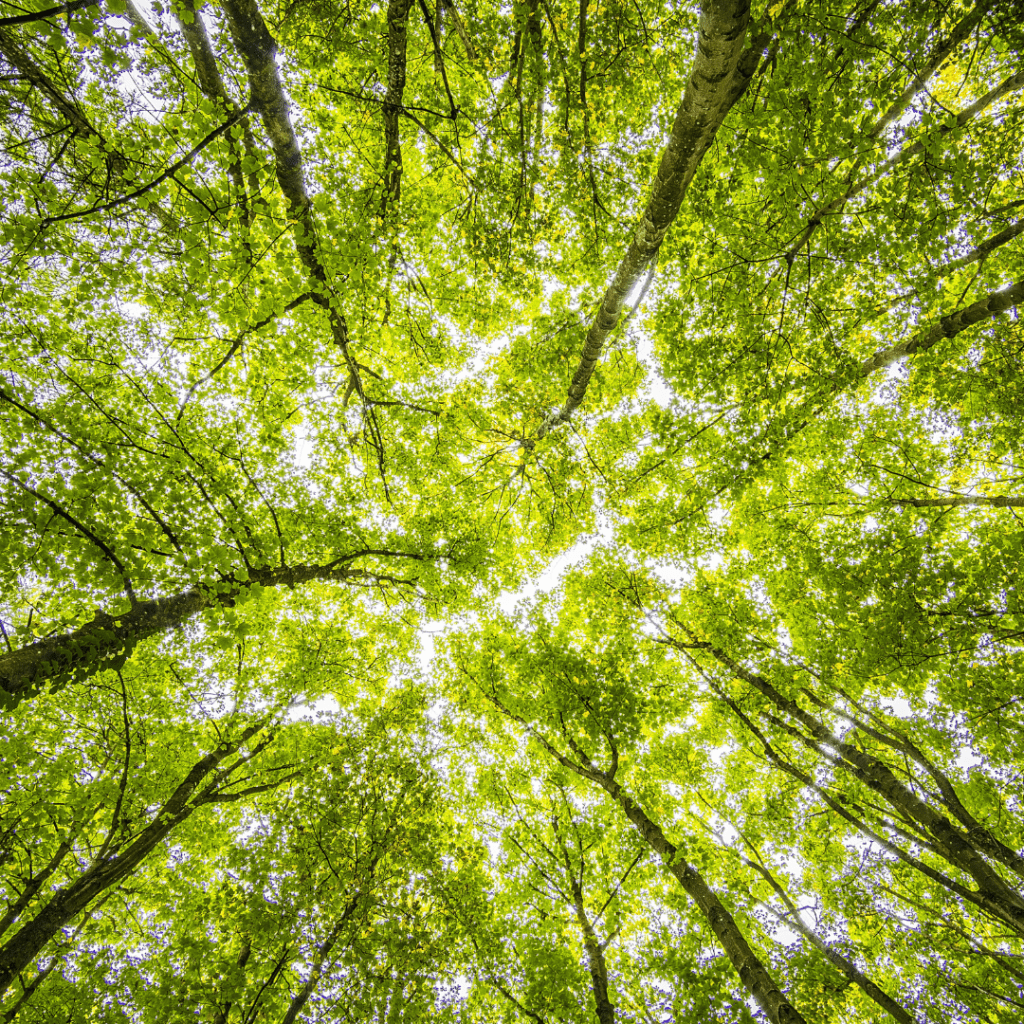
<box><xmin>0</xmin><ymin>723</ymin><xmax>280</xmax><ymax>997</ymax></box>
<box><xmin>381</xmin><ymin>0</ymin><xmax>415</xmax><ymax>219</ymax></box>
<box><xmin>538</xmin><ymin>0</ymin><xmax>766</xmax><ymax>436</ymax></box>
<box><xmin>0</xmin><ymin>561</ymin><xmax>382</xmax><ymax>706</ymax></box>
<box><xmin>484</xmin><ymin>690</ymin><xmax>808</xmax><ymax>1024</ymax></box>
<box><xmin>597</xmin><ymin>775</ymin><xmax>806</xmax><ymax>1024</ymax></box>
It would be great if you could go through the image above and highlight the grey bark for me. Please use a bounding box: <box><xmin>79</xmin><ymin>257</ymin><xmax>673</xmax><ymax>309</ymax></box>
<box><xmin>0</xmin><ymin>25</ymin><xmax>121</xmax><ymax>168</ymax></box>
<box><xmin>900</xmin><ymin>495</ymin><xmax>1024</xmax><ymax>508</ymax></box>
<box><xmin>858</xmin><ymin>277</ymin><xmax>1024</xmax><ymax>375</ymax></box>
<box><xmin>943</xmin><ymin>217</ymin><xmax>1024</xmax><ymax>274</ymax></box>
<box><xmin>444</xmin><ymin>0</ymin><xmax>476</xmax><ymax>59</ymax></box>
<box><xmin>220</xmin><ymin>0</ymin><xmax>319</xmax><ymax>274</ymax></box>
<box><xmin>211</xmin><ymin>939</ymin><xmax>252</xmax><ymax>1024</ymax></box>
<box><xmin>175</xmin><ymin>0</ymin><xmax>262</xmax><ymax>223</ymax></box>
<box><xmin>279</xmin><ymin>892</ymin><xmax>364</xmax><ymax>1024</ymax></box>
<box><xmin>806</xmin><ymin>685</ymin><xmax>1024</xmax><ymax>883</ymax></box>
<box><xmin>381</xmin><ymin>0</ymin><xmax>416</xmax><ymax>218</ymax></box>
<box><xmin>600</xmin><ymin>776</ymin><xmax>807</xmax><ymax>1024</ymax></box>
<box><xmin>538</xmin><ymin>0</ymin><xmax>766</xmax><ymax>437</ymax></box>
<box><xmin>744</xmin><ymin>275</ymin><xmax>1024</xmax><ymax>483</ymax></box>
<box><xmin>221</xmin><ymin>0</ymin><xmax>387</xmax><ymax>472</ymax></box>
<box><xmin>713</xmin><ymin>679</ymin><xmax>1024</xmax><ymax>937</ymax></box>
<box><xmin>862</xmin><ymin>0</ymin><xmax>991</xmax><ymax>144</ymax></box>
<box><xmin>552</xmin><ymin>818</ymin><xmax>616</xmax><ymax>1024</ymax></box>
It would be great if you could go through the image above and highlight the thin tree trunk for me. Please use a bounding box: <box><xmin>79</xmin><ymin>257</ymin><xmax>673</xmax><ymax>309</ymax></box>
<box><xmin>552</xmin><ymin>818</ymin><xmax>616</xmax><ymax>1024</ymax></box>
<box><xmin>894</xmin><ymin>493</ymin><xmax>1024</xmax><ymax>508</ymax></box>
<box><xmin>212</xmin><ymin>938</ymin><xmax>252</xmax><ymax>1024</ymax></box>
<box><xmin>602</xmin><ymin>776</ymin><xmax>806</xmax><ymax>1024</ymax></box>
<box><xmin>785</xmin><ymin>59</ymin><xmax>1022</xmax><ymax>262</ymax></box>
<box><xmin>684</xmin><ymin>636</ymin><xmax>1024</xmax><ymax>934</ymax></box>
<box><xmin>858</xmin><ymin>277</ymin><xmax>1024</xmax><ymax>375</ymax></box>
<box><xmin>805</xmin><ymin>683</ymin><xmax>1024</xmax><ymax>882</ymax></box>
<box><xmin>0</xmin><ymin>723</ymin><xmax>283</xmax><ymax>998</ymax></box>
<box><xmin>482</xmin><ymin>689</ymin><xmax>807</xmax><ymax>1024</ymax></box>
<box><xmin>743</xmin><ymin>856</ymin><xmax>916</xmax><ymax>1024</ymax></box>
<box><xmin>0</xmin><ymin>25</ymin><xmax>178</xmax><ymax>231</ymax></box>
<box><xmin>175</xmin><ymin>0</ymin><xmax>260</xmax><ymax>226</ymax></box>
<box><xmin>221</xmin><ymin>0</ymin><xmax>390</xmax><ymax>479</ymax></box>
<box><xmin>715</xmin><ymin>682</ymin><xmax>1024</xmax><ymax>937</ymax></box>
<box><xmin>381</xmin><ymin>0</ymin><xmax>415</xmax><ymax>219</ymax></box>
<box><xmin>279</xmin><ymin>892</ymin><xmax>364</xmax><ymax>1024</ymax></box>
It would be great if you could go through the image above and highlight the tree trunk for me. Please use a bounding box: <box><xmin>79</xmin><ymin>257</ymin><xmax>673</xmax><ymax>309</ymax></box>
<box><xmin>381</xmin><ymin>0</ymin><xmax>415</xmax><ymax>218</ymax></box>
<box><xmin>538</xmin><ymin>0</ymin><xmax>766</xmax><ymax>436</ymax></box>
<box><xmin>0</xmin><ymin>562</ymin><xmax>370</xmax><ymax>706</ymax></box>
<box><xmin>500</xmin><ymin>694</ymin><xmax>809</xmax><ymax>1024</ymax></box>
<box><xmin>0</xmin><ymin>724</ymin><xmax>266</xmax><ymax>998</ymax></box>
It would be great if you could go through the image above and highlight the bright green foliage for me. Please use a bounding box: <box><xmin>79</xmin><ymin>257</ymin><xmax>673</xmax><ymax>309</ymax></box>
<box><xmin>1</xmin><ymin>0</ymin><xmax>1023</xmax><ymax>1020</ymax></box>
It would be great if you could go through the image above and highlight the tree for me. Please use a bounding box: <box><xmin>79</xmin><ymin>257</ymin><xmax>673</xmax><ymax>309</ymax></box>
<box><xmin>1</xmin><ymin>0</ymin><xmax>1022</xmax><ymax>1019</ymax></box>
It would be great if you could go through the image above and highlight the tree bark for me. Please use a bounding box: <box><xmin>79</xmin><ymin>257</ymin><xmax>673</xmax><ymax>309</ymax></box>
<box><xmin>715</xmin><ymin>683</ymin><xmax>1024</xmax><ymax>937</ymax></box>
<box><xmin>175</xmin><ymin>0</ymin><xmax>261</xmax><ymax>223</ymax></box>
<box><xmin>221</xmin><ymin>0</ymin><xmax>389</xmax><ymax>476</ymax></box>
<box><xmin>552</xmin><ymin>818</ymin><xmax>616</xmax><ymax>1024</ymax></box>
<box><xmin>0</xmin><ymin>0</ymin><xmax>97</xmax><ymax>27</ymax></box>
<box><xmin>0</xmin><ymin>723</ymin><xmax>274</xmax><ymax>998</ymax></box>
<box><xmin>220</xmin><ymin>0</ymin><xmax>318</xmax><ymax>273</ymax></box>
<box><xmin>602</xmin><ymin>777</ymin><xmax>806</xmax><ymax>1024</ymax></box>
<box><xmin>279</xmin><ymin>891</ymin><xmax>363</xmax><ymax>1024</ymax></box>
<box><xmin>0</xmin><ymin>561</ymin><xmax>387</xmax><ymax>706</ymax></box>
<box><xmin>859</xmin><ymin>277</ymin><xmax>1024</xmax><ymax>376</ymax></box>
<box><xmin>895</xmin><ymin>494</ymin><xmax>1024</xmax><ymax>508</ymax></box>
<box><xmin>538</xmin><ymin>0</ymin><xmax>766</xmax><ymax>436</ymax></box>
<box><xmin>381</xmin><ymin>0</ymin><xmax>415</xmax><ymax>218</ymax></box>
<box><xmin>860</xmin><ymin>0</ymin><xmax>990</xmax><ymax>144</ymax></box>
<box><xmin>744</xmin><ymin>856</ymin><xmax>916</xmax><ymax>1024</ymax></box>
<box><xmin>0</xmin><ymin>24</ymin><xmax>177</xmax><ymax>231</ymax></box>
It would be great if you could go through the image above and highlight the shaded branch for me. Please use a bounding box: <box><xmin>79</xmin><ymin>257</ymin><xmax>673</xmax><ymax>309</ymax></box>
<box><xmin>40</xmin><ymin>104</ymin><xmax>254</xmax><ymax>227</ymax></box>
<box><xmin>0</xmin><ymin>0</ymin><xmax>96</xmax><ymax>26</ymax></box>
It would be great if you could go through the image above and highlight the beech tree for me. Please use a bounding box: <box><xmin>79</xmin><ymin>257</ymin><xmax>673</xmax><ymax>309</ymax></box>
<box><xmin>1</xmin><ymin>0</ymin><xmax>1022</xmax><ymax>1020</ymax></box>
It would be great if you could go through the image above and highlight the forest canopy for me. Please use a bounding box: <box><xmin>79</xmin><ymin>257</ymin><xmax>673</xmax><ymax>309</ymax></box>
<box><xmin>0</xmin><ymin>0</ymin><xmax>1022</xmax><ymax>1021</ymax></box>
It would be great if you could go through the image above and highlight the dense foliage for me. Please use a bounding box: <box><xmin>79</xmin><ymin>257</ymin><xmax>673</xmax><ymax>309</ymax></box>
<box><xmin>1</xmin><ymin>0</ymin><xmax>1022</xmax><ymax>1020</ymax></box>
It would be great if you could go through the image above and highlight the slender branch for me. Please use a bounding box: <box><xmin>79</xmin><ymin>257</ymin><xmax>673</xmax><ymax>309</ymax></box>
<box><xmin>895</xmin><ymin>493</ymin><xmax>1024</xmax><ymax>508</ymax></box>
<box><xmin>469</xmin><ymin>671</ymin><xmax>808</xmax><ymax>1024</ymax></box>
<box><xmin>862</xmin><ymin>0</ymin><xmax>991</xmax><ymax>143</ymax></box>
<box><xmin>0</xmin><ymin>467</ymin><xmax>135</xmax><ymax>602</ymax></box>
<box><xmin>785</xmin><ymin>67</ymin><xmax>1024</xmax><ymax>262</ymax></box>
<box><xmin>40</xmin><ymin>104</ymin><xmax>254</xmax><ymax>227</ymax></box>
<box><xmin>859</xmin><ymin>277</ymin><xmax>1024</xmax><ymax>375</ymax></box>
<box><xmin>0</xmin><ymin>0</ymin><xmax>96</xmax><ymax>26</ymax></box>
